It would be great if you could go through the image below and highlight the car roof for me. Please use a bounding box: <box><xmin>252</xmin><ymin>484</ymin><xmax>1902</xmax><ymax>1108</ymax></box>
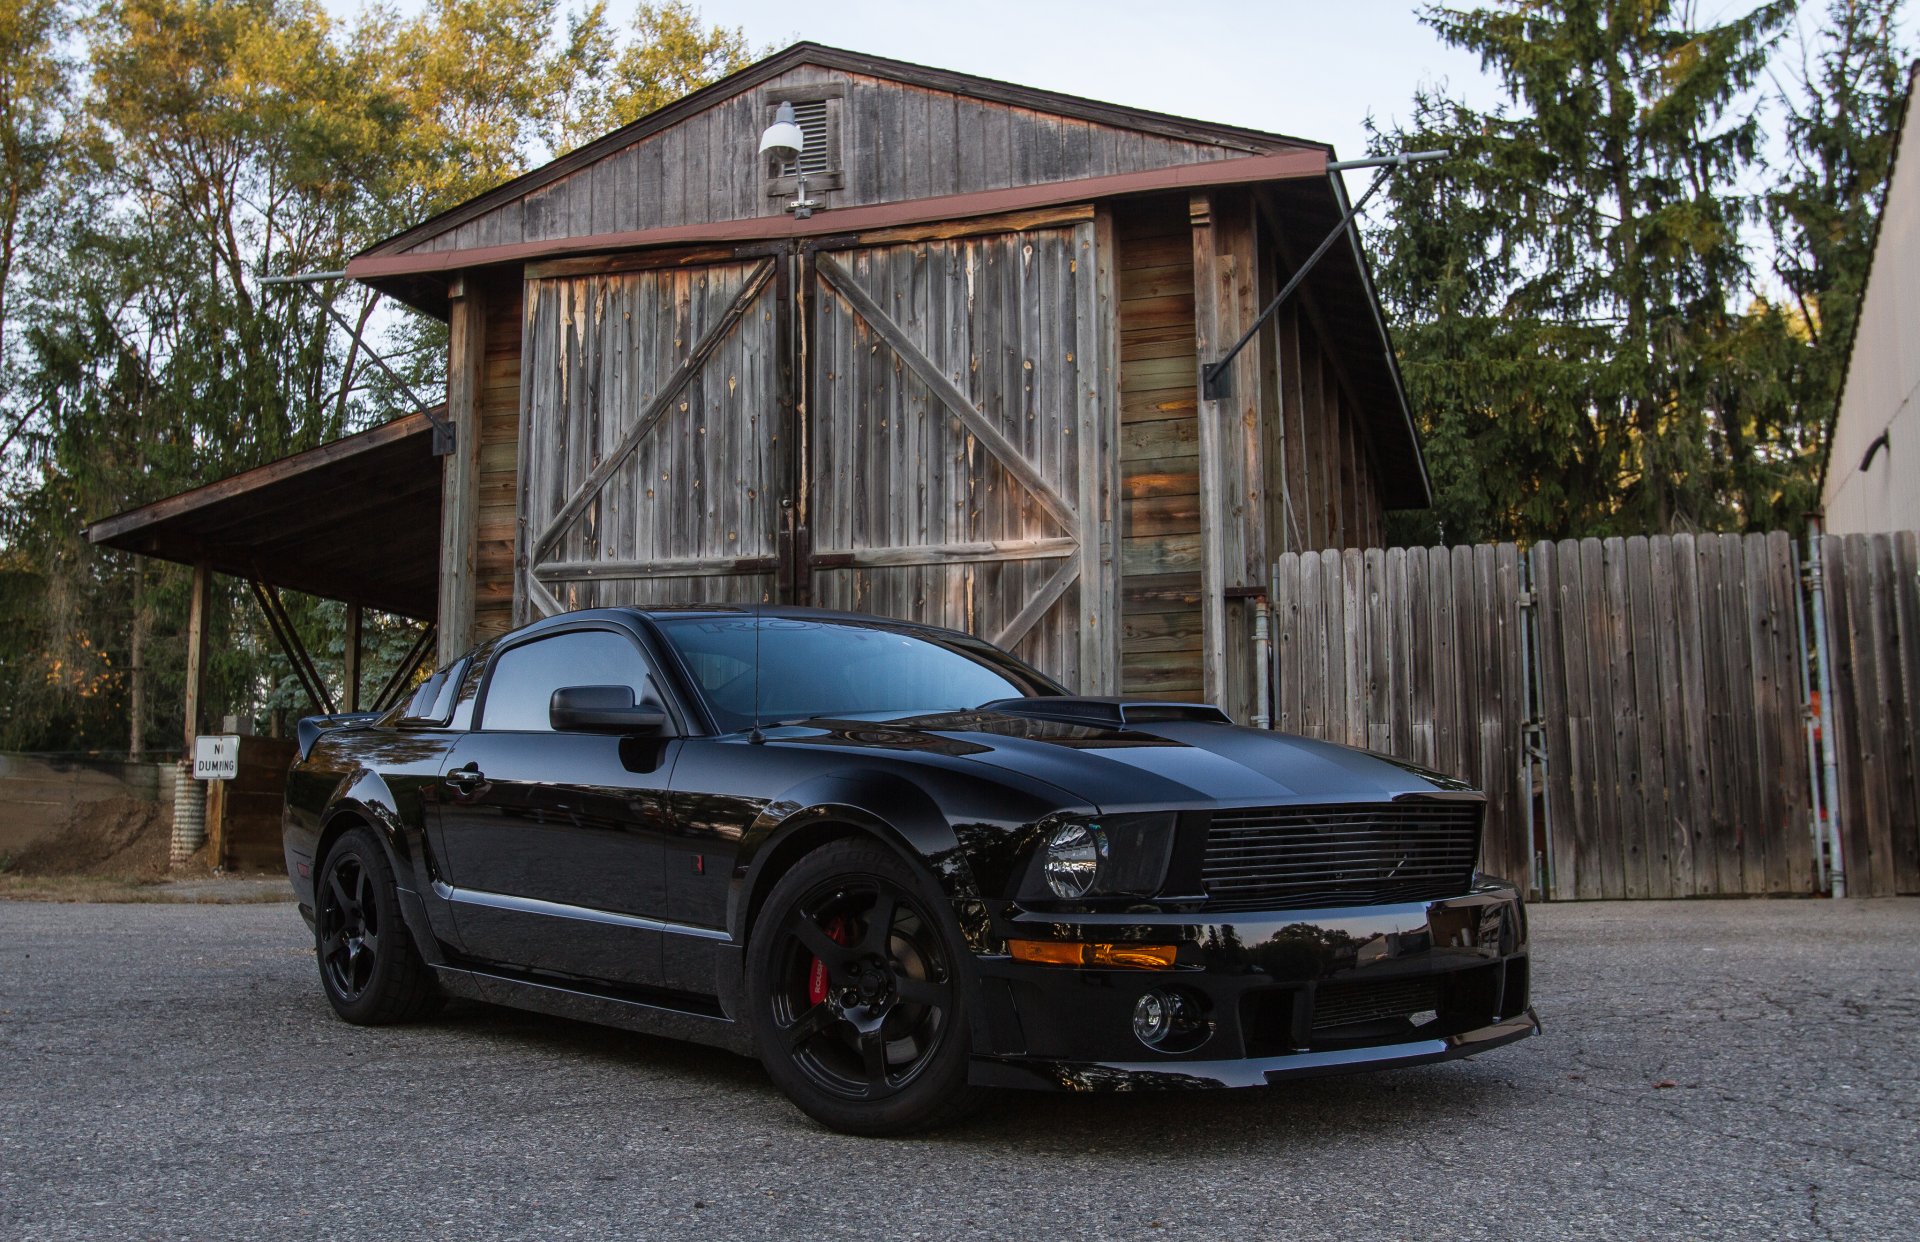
<box><xmin>512</xmin><ymin>604</ymin><xmax>984</xmax><ymax>643</ymax></box>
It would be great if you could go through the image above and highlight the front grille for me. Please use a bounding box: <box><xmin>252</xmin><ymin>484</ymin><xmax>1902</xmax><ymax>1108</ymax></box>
<box><xmin>1200</xmin><ymin>802</ymin><xmax>1481</xmax><ymax>911</ymax></box>
<box><xmin>1312</xmin><ymin>975</ymin><xmax>1439</xmax><ymax>1031</ymax></box>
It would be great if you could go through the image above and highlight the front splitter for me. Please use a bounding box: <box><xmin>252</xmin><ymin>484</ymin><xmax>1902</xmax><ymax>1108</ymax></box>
<box><xmin>968</xmin><ymin>1009</ymin><xmax>1541</xmax><ymax>1091</ymax></box>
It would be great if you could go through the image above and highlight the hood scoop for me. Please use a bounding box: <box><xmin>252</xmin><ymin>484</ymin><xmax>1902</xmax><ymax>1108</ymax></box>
<box><xmin>978</xmin><ymin>697</ymin><xmax>1232</xmax><ymax>729</ymax></box>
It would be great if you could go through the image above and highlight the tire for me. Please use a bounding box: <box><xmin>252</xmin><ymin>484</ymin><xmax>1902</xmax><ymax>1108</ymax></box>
<box><xmin>314</xmin><ymin>826</ymin><xmax>442</xmax><ymax>1025</ymax></box>
<box><xmin>744</xmin><ymin>839</ymin><xmax>981</xmax><ymax>1136</ymax></box>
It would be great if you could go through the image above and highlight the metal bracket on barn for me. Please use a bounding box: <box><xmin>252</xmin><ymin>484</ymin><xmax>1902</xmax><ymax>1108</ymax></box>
<box><xmin>1201</xmin><ymin>150</ymin><xmax>1446</xmax><ymax>402</ymax></box>
<box><xmin>259</xmin><ymin>269</ymin><xmax>457</xmax><ymax>456</ymax></box>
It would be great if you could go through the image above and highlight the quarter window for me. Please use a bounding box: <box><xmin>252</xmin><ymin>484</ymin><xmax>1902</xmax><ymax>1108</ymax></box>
<box><xmin>395</xmin><ymin>659</ymin><xmax>465</xmax><ymax>726</ymax></box>
<box><xmin>479</xmin><ymin>631</ymin><xmax>653</xmax><ymax>732</ymax></box>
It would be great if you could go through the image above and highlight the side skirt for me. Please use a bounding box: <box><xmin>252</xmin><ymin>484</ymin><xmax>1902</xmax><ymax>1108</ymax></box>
<box><xmin>431</xmin><ymin>963</ymin><xmax>758</xmax><ymax>1058</ymax></box>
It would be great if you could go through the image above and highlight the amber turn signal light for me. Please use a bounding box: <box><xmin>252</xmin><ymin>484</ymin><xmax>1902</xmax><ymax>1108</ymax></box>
<box><xmin>1007</xmin><ymin>939</ymin><xmax>1179</xmax><ymax>969</ymax></box>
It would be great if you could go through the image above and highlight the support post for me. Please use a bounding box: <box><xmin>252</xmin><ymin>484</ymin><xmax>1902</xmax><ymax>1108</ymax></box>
<box><xmin>344</xmin><ymin>603</ymin><xmax>363</xmax><ymax>713</ymax></box>
<box><xmin>182</xmin><ymin>560</ymin><xmax>213</xmax><ymax>754</ymax></box>
<box><xmin>172</xmin><ymin>561</ymin><xmax>214</xmax><ymax>868</ymax></box>
<box><xmin>1191</xmin><ymin>194</ymin><xmax>1229</xmax><ymax>712</ymax></box>
<box><xmin>1252</xmin><ymin>594</ymin><xmax>1272</xmax><ymax>729</ymax></box>
<box><xmin>439</xmin><ymin>275</ymin><xmax>485</xmax><ymax>664</ymax></box>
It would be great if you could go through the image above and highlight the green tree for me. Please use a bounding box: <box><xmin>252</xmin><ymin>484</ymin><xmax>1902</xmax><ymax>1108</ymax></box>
<box><xmin>1768</xmin><ymin>0</ymin><xmax>1911</xmax><ymax>485</ymax></box>
<box><xmin>1370</xmin><ymin>0</ymin><xmax>1799</xmax><ymax>542</ymax></box>
<box><xmin>0</xmin><ymin>0</ymin><xmax>68</xmax><ymax>459</ymax></box>
<box><xmin>1</xmin><ymin>0</ymin><xmax>762</xmax><ymax>753</ymax></box>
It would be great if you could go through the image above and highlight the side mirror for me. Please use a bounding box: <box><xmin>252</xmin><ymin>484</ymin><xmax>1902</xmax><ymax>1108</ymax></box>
<box><xmin>550</xmin><ymin>685</ymin><xmax>668</xmax><ymax>735</ymax></box>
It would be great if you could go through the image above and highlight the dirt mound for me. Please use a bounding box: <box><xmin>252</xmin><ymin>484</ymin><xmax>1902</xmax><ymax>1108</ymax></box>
<box><xmin>6</xmin><ymin>795</ymin><xmax>172</xmax><ymax>877</ymax></box>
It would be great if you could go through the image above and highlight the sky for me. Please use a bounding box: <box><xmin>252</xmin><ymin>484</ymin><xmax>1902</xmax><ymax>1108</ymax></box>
<box><xmin>322</xmin><ymin>0</ymin><xmax>1513</xmax><ymax>190</ymax></box>
<box><xmin>693</xmin><ymin>0</ymin><xmax>1509</xmax><ymax>170</ymax></box>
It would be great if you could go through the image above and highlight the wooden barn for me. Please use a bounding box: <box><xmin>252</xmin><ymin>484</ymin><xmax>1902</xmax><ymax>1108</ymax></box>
<box><xmin>344</xmin><ymin>42</ymin><xmax>1429</xmax><ymax>719</ymax></box>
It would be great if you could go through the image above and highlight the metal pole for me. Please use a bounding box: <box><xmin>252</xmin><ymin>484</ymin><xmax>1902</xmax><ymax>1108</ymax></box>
<box><xmin>1805</xmin><ymin>516</ymin><xmax>1847</xmax><ymax>898</ymax></box>
<box><xmin>257</xmin><ymin>269</ymin><xmax>348</xmax><ymax>286</ymax></box>
<box><xmin>1517</xmin><ymin>551</ymin><xmax>1552</xmax><ymax>901</ymax></box>
<box><xmin>1252</xmin><ymin>594</ymin><xmax>1272</xmax><ymax>729</ymax></box>
<box><xmin>1792</xmin><ymin>536</ymin><xmax>1828</xmax><ymax>893</ymax></box>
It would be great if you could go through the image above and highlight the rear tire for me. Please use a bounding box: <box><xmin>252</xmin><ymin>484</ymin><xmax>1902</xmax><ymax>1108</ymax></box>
<box><xmin>314</xmin><ymin>827</ymin><xmax>441</xmax><ymax>1025</ymax></box>
<box><xmin>745</xmin><ymin>839</ymin><xmax>980</xmax><ymax>1136</ymax></box>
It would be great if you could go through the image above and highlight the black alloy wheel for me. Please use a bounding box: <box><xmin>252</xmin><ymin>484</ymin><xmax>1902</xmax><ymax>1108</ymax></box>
<box><xmin>318</xmin><ymin>851</ymin><xmax>380</xmax><ymax>1002</ymax></box>
<box><xmin>313</xmin><ymin>827</ymin><xmax>441</xmax><ymax>1025</ymax></box>
<box><xmin>746</xmin><ymin>840</ymin><xmax>978</xmax><ymax>1135</ymax></box>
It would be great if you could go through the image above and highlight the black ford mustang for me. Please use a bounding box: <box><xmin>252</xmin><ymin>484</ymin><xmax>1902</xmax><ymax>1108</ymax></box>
<box><xmin>284</xmin><ymin>606</ymin><xmax>1536</xmax><ymax>1134</ymax></box>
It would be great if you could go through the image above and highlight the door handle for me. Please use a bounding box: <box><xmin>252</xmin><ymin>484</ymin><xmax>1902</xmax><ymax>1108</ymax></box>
<box><xmin>445</xmin><ymin>764</ymin><xmax>487</xmax><ymax>792</ymax></box>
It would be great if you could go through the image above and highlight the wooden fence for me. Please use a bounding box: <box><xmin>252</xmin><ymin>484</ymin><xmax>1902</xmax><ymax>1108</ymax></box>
<box><xmin>1823</xmin><ymin>531</ymin><xmax>1920</xmax><ymax>896</ymax></box>
<box><xmin>1267</xmin><ymin>531</ymin><xmax>1920</xmax><ymax>901</ymax></box>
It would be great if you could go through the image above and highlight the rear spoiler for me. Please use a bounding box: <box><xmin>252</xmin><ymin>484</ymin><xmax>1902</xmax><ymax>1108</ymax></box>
<box><xmin>979</xmin><ymin>697</ymin><xmax>1232</xmax><ymax>729</ymax></box>
<box><xmin>295</xmin><ymin>712</ymin><xmax>382</xmax><ymax>760</ymax></box>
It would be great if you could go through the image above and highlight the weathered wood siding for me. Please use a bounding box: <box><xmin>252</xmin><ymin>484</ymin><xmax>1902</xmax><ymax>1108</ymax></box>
<box><xmin>1261</xmin><ymin>296</ymin><xmax>1387</xmax><ymax>554</ymax></box>
<box><xmin>518</xmin><ymin>254</ymin><xmax>786</xmax><ymax>615</ymax></box>
<box><xmin>475</xmin><ymin>281</ymin><xmax>523</xmax><ymax>643</ymax></box>
<box><xmin>408</xmin><ymin>68</ymin><xmax>1268</xmax><ymax>256</ymax></box>
<box><xmin>806</xmin><ymin>221</ymin><xmax>1113</xmax><ymax>690</ymax></box>
<box><xmin>1115</xmin><ymin>199</ymin><xmax>1203</xmax><ymax>700</ymax></box>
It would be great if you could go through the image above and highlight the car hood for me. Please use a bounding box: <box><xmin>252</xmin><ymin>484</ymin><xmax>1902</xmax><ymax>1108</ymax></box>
<box><xmin>767</xmin><ymin>706</ymin><xmax>1476</xmax><ymax>810</ymax></box>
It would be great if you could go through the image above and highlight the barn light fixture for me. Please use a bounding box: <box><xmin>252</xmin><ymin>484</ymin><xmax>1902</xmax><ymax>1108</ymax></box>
<box><xmin>1201</xmin><ymin>149</ymin><xmax>1447</xmax><ymax>401</ymax></box>
<box><xmin>759</xmin><ymin>101</ymin><xmax>822</xmax><ymax>220</ymax></box>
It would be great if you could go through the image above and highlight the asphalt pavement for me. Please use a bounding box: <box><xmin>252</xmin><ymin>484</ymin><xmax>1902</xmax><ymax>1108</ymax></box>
<box><xmin>2</xmin><ymin>895</ymin><xmax>1916</xmax><ymax>1241</ymax></box>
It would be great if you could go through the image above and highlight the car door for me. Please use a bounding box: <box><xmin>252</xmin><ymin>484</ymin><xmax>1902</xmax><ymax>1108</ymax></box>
<box><xmin>434</xmin><ymin>624</ymin><xmax>681</xmax><ymax>989</ymax></box>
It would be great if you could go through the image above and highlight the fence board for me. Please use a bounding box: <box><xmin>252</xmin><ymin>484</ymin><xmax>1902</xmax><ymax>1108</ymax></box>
<box><xmin>1533</xmin><ymin>544</ymin><xmax>1576</xmax><ymax>899</ymax></box>
<box><xmin>1624</xmin><ymin>536</ymin><xmax>1669</xmax><ymax>897</ymax></box>
<box><xmin>1648</xmin><ymin>536</ymin><xmax>1696</xmax><ymax>895</ymax></box>
<box><xmin>1893</xmin><ymin>532</ymin><xmax>1920</xmax><ymax>894</ymax></box>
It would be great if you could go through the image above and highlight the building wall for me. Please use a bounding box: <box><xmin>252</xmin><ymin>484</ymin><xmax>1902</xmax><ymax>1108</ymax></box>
<box><xmin>1113</xmin><ymin>195</ymin><xmax>1393</xmax><ymax>708</ymax></box>
<box><xmin>1115</xmin><ymin>198</ymin><xmax>1204</xmax><ymax>699</ymax></box>
<box><xmin>1824</xmin><ymin>74</ymin><xmax>1920</xmax><ymax>536</ymax></box>
<box><xmin>474</xmin><ymin>278</ymin><xmax>523</xmax><ymax>645</ymax></box>
<box><xmin>405</xmin><ymin>67</ymin><xmax>1278</xmax><ymax>256</ymax></box>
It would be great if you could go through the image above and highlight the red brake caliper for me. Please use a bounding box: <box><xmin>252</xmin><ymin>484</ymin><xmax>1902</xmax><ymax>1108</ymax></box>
<box><xmin>807</xmin><ymin>916</ymin><xmax>851</xmax><ymax>1006</ymax></box>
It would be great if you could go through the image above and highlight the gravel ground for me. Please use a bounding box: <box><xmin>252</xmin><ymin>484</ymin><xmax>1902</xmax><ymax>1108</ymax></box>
<box><xmin>2</xmin><ymin>896</ymin><xmax>1916</xmax><ymax>1241</ymax></box>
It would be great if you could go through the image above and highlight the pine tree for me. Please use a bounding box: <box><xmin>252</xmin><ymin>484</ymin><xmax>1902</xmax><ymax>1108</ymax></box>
<box><xmin>1769</xmin><ymin>0</ymin><xmax>1912</xmax><ymax>484</ymax></box>
<box><xmin>1370</xmin><ymin>0</ymin><xmax>1798</xmax><ymax>541</ymax></box>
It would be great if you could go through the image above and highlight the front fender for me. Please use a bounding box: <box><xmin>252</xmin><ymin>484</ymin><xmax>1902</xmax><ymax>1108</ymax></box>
<box><xmin>729</xmin><ymin>770</ymin><xmax>977</xmax><ymax>943</ymax></box>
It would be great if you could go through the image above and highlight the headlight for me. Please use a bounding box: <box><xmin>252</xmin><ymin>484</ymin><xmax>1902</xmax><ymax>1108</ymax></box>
<box><xmin>1043</xmin><ymin>822</ymin><xmax>1106</xmax><ymax>898</ymax></box>
<box><xmin>1026</xmin><ymin>812</ymin><xmax>1179</xmax><ymax>902</ymax></box>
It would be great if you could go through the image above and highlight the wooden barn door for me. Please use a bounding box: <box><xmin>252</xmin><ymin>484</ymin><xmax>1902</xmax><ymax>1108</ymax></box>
<box><xmin>517</xmin><ymin>249</ymin><xmax>791</xmax><ymax>618</ymax></box>
<box><xmin>803</xmin><ymin>221</ymin><xmax>1113</xmax><ymax>691</ymax></box>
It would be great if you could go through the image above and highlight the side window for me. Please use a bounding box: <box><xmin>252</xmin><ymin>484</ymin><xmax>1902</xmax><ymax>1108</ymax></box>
<box><xmin>479</xmin><ymin>630</ymin><xmax>653</xmax><ymax>732</ymax></box>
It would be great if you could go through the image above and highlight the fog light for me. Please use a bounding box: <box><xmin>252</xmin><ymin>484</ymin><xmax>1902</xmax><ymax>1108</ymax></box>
<box><xmin>1132</xmin><ymin>987</ymin><xmax>1209</xmax><ymax>1052</ymax></box>
<box><xmin>1133</xmin><ymin>990</ymin><xmax>1175</xmax><ymax>1046</ymax></box>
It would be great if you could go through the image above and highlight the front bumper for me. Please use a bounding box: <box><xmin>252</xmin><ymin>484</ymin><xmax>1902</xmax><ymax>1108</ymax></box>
<box><xmin>965</xmin><ymin>879</ymin><xmax>1537</xmax><ymax>1091</ymax></box>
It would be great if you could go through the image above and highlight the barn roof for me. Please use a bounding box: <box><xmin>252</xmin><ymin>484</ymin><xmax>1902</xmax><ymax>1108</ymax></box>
<box><xmin>83</xmin><ymin>412</ymin><xmax>441</xmax><ymax>619</ymax></box>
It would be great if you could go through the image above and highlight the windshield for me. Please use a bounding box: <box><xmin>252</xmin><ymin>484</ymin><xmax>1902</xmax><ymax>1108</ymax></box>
<box><xmin>653</xmin><ymin>616</ymin><xmax>1061</xmax><ymax>733</ymax></box>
